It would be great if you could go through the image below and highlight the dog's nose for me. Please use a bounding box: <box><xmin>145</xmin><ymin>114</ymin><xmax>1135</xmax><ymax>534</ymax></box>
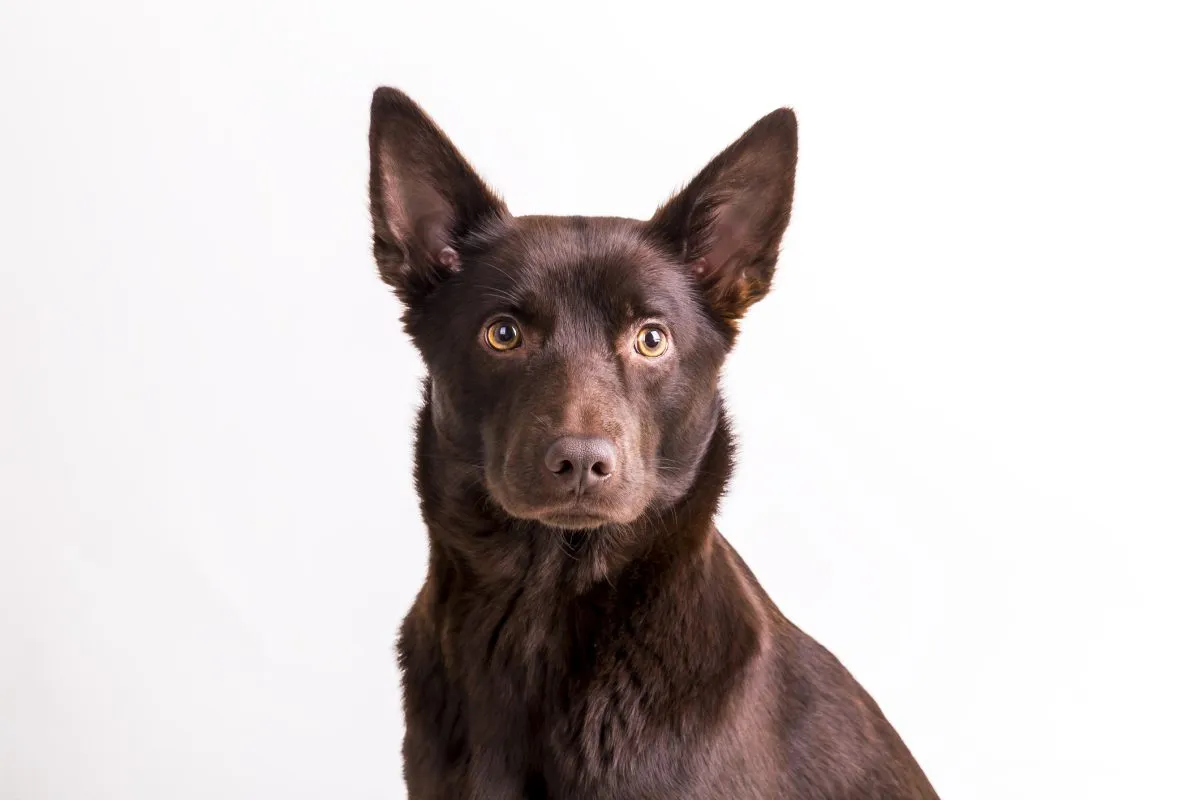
<box><xmin>544</xmin><ymin>436</ymin><xmax>616</xmax><ymax>492</ymax></box>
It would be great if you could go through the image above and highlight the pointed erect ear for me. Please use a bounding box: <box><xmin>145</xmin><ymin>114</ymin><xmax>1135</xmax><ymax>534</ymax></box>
<box><xmin>648</xmin><ymin>109</ymin><xmax>798</xmax><ymax>325</ymax></box>
<box><xmin>368</xmin><ymin>87</ymin><xmax>508</xmax><ymax>306</ymax></box>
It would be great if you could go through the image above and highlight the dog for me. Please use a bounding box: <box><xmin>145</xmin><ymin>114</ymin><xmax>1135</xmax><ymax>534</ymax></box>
<box><xmin>367</xmin><ymin>86</ymin><xmax>939</xmax><ymax>799</ymax></box>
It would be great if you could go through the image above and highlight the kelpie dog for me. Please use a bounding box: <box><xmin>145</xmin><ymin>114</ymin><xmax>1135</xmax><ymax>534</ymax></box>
<box><xmin>367</xmin><ymin>87</ymin><xmax>939</xmax><ymax>799</ymax></box>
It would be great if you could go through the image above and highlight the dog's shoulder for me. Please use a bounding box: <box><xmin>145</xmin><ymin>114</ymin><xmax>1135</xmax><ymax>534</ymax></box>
<box><xmin>709</xmin><ymin>534</ymin><xmax>938</xmax><ymax>797</ymax></box>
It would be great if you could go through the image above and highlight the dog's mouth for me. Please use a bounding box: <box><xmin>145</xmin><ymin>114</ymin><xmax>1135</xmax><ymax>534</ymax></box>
<box><xmin>512</xmin><ymin>496</ymin><xmax>639</xmax><ymax>531</ymax></box>
<box><xmin>484</xmin><ymin>475</ymin><xmax>637</xmax><ymax>530</ymax></box>
<box><xmin>538</xmin><ymin>508</ymin><xmax>614</xmax><ymax>531</ymax></box>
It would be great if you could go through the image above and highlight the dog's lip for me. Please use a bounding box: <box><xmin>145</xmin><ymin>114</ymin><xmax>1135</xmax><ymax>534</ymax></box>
<box><xmin>537</xmin><ymin>504</ymin><xmax>615</xmax><ymax>530</ymax></box>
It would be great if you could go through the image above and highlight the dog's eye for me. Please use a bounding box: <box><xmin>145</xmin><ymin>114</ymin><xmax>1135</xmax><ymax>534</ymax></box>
<box><xmin>485</xmin><ymin>319</ymin><xmax>522</xmax><ymax>351</ymax></box>
<box><xmin>635</xmin><ymin>325</ymin><xmax>668</xmax><ymax>357</ymax></box>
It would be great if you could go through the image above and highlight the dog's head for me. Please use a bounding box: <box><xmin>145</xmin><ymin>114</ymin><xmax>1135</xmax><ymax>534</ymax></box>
<box><xmin>369</xmin><ymin>88</ymin><xmax>796</xmax><ymax>531</ymax></box>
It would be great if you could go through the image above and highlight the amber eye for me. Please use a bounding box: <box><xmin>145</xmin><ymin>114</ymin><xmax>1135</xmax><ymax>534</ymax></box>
<box><xmin>635</xmin><ymin>325</ymin><xmax>668</xmax><ymax>357</ymax></box>
<box><xmin>485</xmin><ymin>319</ymin><xmax>522</xmax><ymax>351</ymax></box>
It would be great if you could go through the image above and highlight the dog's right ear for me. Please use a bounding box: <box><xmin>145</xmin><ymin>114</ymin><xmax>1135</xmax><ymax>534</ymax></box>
<box><xmin>368</xmin><ymin>87</ymin><xmax>508</xmax><ymax>306</ymax></box>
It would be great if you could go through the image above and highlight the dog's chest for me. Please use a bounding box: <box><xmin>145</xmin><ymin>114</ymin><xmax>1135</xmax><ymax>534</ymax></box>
<box><xmin>462</xmin><ymin>575</ymin><xmax>601</xmax><ymax>705</ymax></box>
<box><xmin>449</xmin><ymin>573</ymin><xmax>660</xmax><ymax>786</ymax></box>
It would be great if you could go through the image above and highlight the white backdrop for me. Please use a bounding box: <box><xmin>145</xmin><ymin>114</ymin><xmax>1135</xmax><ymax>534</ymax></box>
<box><xmin>2</xmin><ymin>1</ymin><xmax>1198</xmax><ymax>798</ymax></box>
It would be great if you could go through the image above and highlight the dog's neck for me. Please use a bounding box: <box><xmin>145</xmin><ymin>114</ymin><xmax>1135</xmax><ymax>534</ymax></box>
<box><xmin>410</xmin><ymin>381</ymin><xmax>733</xmax><ymax>596</ymax></box>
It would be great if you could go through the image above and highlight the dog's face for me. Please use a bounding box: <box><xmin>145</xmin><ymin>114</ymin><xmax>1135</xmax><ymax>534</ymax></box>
<box><xmin>369</xmin><ymin>89</ymin><xmax>796</xmax><ymax>531</ymax></box>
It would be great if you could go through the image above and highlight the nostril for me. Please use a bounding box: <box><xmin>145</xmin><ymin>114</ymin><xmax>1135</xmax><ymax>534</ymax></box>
<box><xmin>553</xmin><ymin>460</ymin><xmax>573</xmax><ymax>475</ymax></box>
<box><xmin>591</xmin><ymin>460</ymin><xmax>612</xmax><ymax>477</ymax></box>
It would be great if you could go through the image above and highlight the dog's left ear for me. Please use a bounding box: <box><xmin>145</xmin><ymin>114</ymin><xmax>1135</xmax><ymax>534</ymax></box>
<box><xmin>649</xmin><ymin>109</ymin><xmax>797</xmax><ymax>324</ymax></box>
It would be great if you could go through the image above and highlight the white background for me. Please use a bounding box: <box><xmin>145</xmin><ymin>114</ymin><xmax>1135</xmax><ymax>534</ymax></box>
<box><xmin>2</xmin><ymin>1</ymin><xmax>1198</xmax><ymax>798</ymax></box>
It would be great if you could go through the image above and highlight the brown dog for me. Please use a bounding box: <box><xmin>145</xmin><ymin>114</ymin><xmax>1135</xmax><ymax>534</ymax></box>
<box><xmin>367</xmin><ymin>86</ymin><xmax>939</xmax><ymax>799</ymax></box>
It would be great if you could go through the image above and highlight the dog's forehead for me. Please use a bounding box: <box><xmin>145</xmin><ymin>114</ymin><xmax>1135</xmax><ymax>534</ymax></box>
<box><xmin>473</xmin><ymin>215</ymin><xmax>689</xmax><ymax>317</ymax></box>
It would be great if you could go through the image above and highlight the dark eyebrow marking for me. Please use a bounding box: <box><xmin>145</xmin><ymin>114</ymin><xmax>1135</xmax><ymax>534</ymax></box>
<box><xmin>627</xmin><ymin>297</ymin><xmax>672</xmax><ymax>321</ymax></box>
<box><xmin>480</xmin><ymin>286</ymin><xmax>526</xmax><ymax>312</ymax></box>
